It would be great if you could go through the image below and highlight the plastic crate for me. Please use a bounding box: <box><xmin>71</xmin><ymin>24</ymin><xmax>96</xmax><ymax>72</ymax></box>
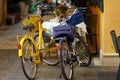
<box><xmin>53</xmin><ymin>24</ymin><xmax>74</xmax><ymax>42</ymax></box>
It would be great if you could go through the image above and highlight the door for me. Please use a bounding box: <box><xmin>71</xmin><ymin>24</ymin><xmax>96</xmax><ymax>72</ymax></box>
<box><xmin>0</xmin><ymin>0</ymin><xmax>3</xmax><ymax>25</ymax></box>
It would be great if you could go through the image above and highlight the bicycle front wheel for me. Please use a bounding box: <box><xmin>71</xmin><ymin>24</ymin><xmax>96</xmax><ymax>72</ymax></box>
<box><xmin>74</xmin><ymin>36</ymin><xmax>91</xmax><ymax>67</ymax></box>
<box><xmin>21</xmin><ymin>39</ymin><xmax>37</xmax><ymax>80</ymax></box>
<box><xmin>59</xmin><ymin>39</ymin><xmax>73</xmax><ymax>80</ymax></box>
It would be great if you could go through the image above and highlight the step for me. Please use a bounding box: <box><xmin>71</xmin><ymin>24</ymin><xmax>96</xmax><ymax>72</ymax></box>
<box><xmin>100</xmin><ymin>53</ymin><xmax>119</xmax><ymax>66</ymax></box>
<box><xmin>93</xmin><ymin>57</ymin><xmax>102</xmax><ymax>66</ymax></box>
<box><xmin>94</xmin><ymin>50</ymin><xmax>120</xmax><ymax>66</ymax></box>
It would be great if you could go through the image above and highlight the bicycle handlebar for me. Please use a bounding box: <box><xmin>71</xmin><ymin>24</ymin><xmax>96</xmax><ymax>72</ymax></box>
<box><xmin>37</xmin><ymin>4</ymin><xmax>47</xmax><ymax>14</ymax></box>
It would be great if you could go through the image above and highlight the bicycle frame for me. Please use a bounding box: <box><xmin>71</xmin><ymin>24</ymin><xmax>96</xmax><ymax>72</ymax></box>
<box><xmin>17</xmin><ymin>13</ymin><xmax>58</xmax><ymax>64</ymax></box>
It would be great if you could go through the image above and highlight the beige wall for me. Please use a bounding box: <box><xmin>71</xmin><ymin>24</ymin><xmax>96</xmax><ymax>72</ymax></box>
<box><xmin>0</xmin><ymin>0</ymin><xmax>3</xmax><ymax>25</ymax></box>
<box><xmin>104</xmin><ymin>0</ymin><xmax>120</xmax><ymax>53</ymax></box>
<box><xmin>90</xmin><ymin>0</ymin><xmax>120</xmax><ymax>54</ymax></box>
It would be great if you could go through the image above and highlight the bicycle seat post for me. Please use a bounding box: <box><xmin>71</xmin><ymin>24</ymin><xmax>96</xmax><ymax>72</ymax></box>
<box><xmin>37</xmin><ymin>5</ymin><xmax>40</xmax><ymax>15</ymax></box>
<box><xmin>37</xmin><ymin>5</ymin><xmax>42</xmax><ymax>19</ymax></box>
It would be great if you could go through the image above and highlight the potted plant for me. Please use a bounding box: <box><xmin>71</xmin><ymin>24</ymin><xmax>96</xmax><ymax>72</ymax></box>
<box><xmin>54</xmin><ymin>3</ymin><xmax>68</xmax><ymax>21</ymax></box>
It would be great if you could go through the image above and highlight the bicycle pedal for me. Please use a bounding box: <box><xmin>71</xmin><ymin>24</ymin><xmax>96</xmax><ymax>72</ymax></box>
<box><xmin>34</xmin><ymin>58</ymin><xmax>41</xmax><ymax>64</ymax></box>
<box><xmin>72</xmin><ymin>55</ymin><xmax>77</xmax><ymax>62</ymax></box>
<box><xmin>34</xmin><ymin>61</ymin><xmax>41</xmax><ymax>64</ymax></box>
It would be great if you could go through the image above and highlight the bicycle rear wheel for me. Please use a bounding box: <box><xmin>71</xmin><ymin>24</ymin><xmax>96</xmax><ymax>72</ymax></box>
<box><xmin>59</xmin><ymin>39</ymin><xmax>73</xmax><ymax>80</ymax></box>
<box><xmin>21</xmin><ymin>39</ymin><xmax>37</xmax><ymax>80</ymax></box>
<box><xmin>74</xmin><ymin>36</ymin><xmax>91</xmax><ymax>67</ymax></box>
<box><xmin>43</xmin><ymin>47</ymin><xmax>60</xmax><ymax>66</ymax></box>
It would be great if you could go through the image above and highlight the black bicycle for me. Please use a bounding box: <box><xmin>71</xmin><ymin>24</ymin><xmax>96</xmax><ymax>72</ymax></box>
<box><xmin>53</xmin><ymin>23</ymin><xmax>92</xmax><ymax>80</ymax></box>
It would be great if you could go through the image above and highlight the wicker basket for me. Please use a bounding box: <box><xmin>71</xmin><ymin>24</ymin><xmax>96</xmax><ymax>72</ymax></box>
<box><xmin>22</xmin><ymin>15</ymin><xmax>39</xmax><ymax>32</ymax></box>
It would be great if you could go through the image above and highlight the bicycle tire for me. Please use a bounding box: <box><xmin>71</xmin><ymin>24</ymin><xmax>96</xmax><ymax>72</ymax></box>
<box><xmin>74</xmin><ymin>35</ymin><xmax>92</xmax><ymax>67</ymax></box>
<box><xmin>43</xmin><ymin>50</ymin><xmax>60</xmax><ymax>66</ymax></box>
<box><xmin>59</xmin><ymin>39</ymin><xmax>73</xmax><ymax>80</ymax></box>
<box><xmin>21</xmin><ymin>39</ymin><xmax>37</xmax><ymax>80</ymax></box>
<box><xmin>34</xmin><ymin>33</ymin><xmax>60</xmax><ymax>66</ymax></box>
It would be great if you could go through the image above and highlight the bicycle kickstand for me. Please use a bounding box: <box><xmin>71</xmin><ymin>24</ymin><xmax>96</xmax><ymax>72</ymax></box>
<box><xmin>59</xmin><ymin>70</ymin><xmax>63</xmax><ymax>78</ymax></box>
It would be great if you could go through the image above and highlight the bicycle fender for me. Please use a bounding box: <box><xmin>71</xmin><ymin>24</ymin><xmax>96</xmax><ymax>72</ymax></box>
<box><xmin>18</xmin><ymin>37</ymin><xmax>27</xmax><ymax>57</ymax></box>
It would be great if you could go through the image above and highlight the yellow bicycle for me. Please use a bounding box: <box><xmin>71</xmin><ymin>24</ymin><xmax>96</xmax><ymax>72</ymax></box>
<box><xmin>17</xmin><ymin>4</ymin><xmax>59</xmax><ymax>80</ymax></box>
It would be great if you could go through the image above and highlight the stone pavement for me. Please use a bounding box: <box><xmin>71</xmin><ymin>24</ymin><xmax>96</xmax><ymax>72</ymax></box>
<box><xmin>0</xmin><ymin>49</ymin><xmax>118</xmax><ymax>80</ymax></box>
<box><xmin>0</xmin><ymin>23</ymin><xmax>25</xmax><ymax>49</ymax></box>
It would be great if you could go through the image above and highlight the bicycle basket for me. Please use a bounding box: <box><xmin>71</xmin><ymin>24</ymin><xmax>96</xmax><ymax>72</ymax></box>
<box><xmin>53</xmin><ymin>24</ymin><xmax>74</xmax><ymax>42</ymax></box>
<box><xmin>22</xmin><ymin>15</ymin><xmax>39</xmax><ymax>32</ymax></box>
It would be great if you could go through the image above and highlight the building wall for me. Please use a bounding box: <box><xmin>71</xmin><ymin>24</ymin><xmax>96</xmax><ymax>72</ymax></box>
<box><xmin>90</xmin><ymin>0</ymin><xmax>120</xmax><ymax>54</ymax></box>
<box><xmin>104</xmin><ymin>0</ymin><xmax>120</xmax><ymax>53</ymax></box>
